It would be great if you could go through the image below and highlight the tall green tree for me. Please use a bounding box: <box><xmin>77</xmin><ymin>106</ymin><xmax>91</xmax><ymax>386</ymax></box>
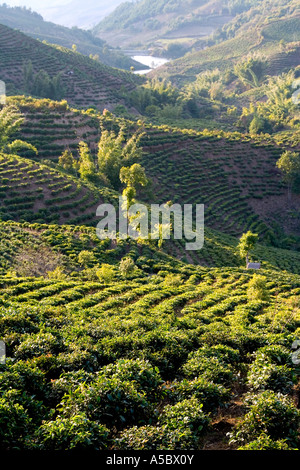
<box><xmin>78</xmin><ymin>141</ymin><xmax>97</xmax><ymax>182</ymax></box>
<box><xmin>58</xmin><ymin>149</ymin><xmax>76</xmax><ymax>173</ymax></box>
<box><xmin>120</xmin><ymin>163</ymin><xmax>148</xmax><ymax>207</ymax></box>
<box><xmin>276</xmin><ymin>151</ymin><xmax>300</xmax><ymax>202</ymax></box>
<box><xmin>98</xmin><ymin>125</ymin><xmax>144</xmax><ymax>189</ymax></box>
<box><xmin>238</xmin><ymin>231</ymin><xmax>259</xmax><ymax>266</ymax></box>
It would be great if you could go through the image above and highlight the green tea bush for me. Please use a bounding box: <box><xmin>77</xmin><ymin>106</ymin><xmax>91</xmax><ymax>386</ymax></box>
<box><xmin>169</xmin><ymin>377</ymin><xmax>231</xmax><ymax>411</ymax></box>
<box><xmin>99</xmin><ymin>358</ymin><xmax>163</xmax><ymax>400</ymax></box>
<box><xmin>114</xmin><ymin>424</ymin><xmax>198</xmax><ymax>450</ymax></box>
<box><xmin>181</xmin><ymin>345</ymin><xmax>239</xmax><ymax>385</ymax></box>
<box><xmin>32</xmin><ymin>413</ymin><xmax>110</xmax><ymax>450</ymax></box>
<box><xmin>15</xmin><ymin>332</ymin><xmax>62</xmax><ymax>359</ymax></box>
<box><xmin>229</xmin><ymin>391</ymin><xmax>300</xmax><ymax>447</ymax></box>
<box><xmin>58</xmin><ymin>375</ymin><xmax>153</xmax><ymax>428</ymax></box>
<box><xmin>247</xmin><ymin>361</ymin><xmax>295</xmax><ymax>394</ymax></box>
<box><xmin>247</xmin><ymin>345</ymin><xmax>296</xmax><ymax>393</ymax></box>
<box><xmin>237</xmin><ymin>433</ymin><xmax>296</xmax><ymax>450</ymax></box>
<box><xmin>0</xmin><ymin>397</ymin><xmax>31</xmax><ymax>450</ymax></box>
<box><xmin>0</xmin><ymin>360</ymin><xmax>47</xmax><ymax>399</ymax></box>
<box><xmin>49</xmin><ymin>369</ymin><xmax>95</xmax><ymax>404</ymax></box>
<box><xmin>158</xmin><ymin>397</ymin><xmax>210</xmax><ymax>435</ymax></box>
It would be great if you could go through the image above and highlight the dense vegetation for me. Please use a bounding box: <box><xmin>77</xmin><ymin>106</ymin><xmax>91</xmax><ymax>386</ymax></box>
<box><xmin>0</xmin><ymin>0</ymin><xmax>300</xmax><ymax>453</ymax></box>
<box><xmin>0</xmin><ymin>219</ymin><xmax>300</xmax><ymax>450</ymax></box>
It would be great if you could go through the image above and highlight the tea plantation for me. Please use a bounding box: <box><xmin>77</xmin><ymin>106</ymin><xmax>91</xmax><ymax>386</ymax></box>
<box><xmin>0</xmin><ymin>0</ymin><xmax>300</xmax><ymax>453</ymax></box>
<box><xmin>0</xmin><ymin>219</ymin><xmax>299</xmax><ymax>450</ymax></box>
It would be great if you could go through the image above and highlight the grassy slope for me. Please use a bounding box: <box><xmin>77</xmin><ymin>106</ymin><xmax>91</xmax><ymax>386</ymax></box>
<box><xmin>0</xmin><ymin>24</ymin><xmax>143</xmax><ymax>112</ymax></box>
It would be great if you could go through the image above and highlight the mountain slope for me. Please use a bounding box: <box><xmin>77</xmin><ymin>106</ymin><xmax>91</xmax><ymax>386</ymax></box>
<box><xmin>93</xmin><ymin>0</ymin><xmax>238</xmax><ymax>52</ymax></box>
<box><xmin>0</xmin><ymin>4</ymin><xmax>143</xmax><ymax>71</ymax></box>
<box><xmin>37</xmin><ymin>0</ymin><xmax>125</xmax><ymax>29</ymax></box>
<box><xmin>0</xmin><ymin>24</ymin><xmax>143</xmax><ymax>111</ymax></box>
<box><xmin>7</xmin><ymin>96</ymin><xmax>300</xmax><ymax>253</ymax></box>
<box><xmin>151</xmin><ymin>0</ymin><xmax>300</xmax><ymax>84</ymax></box>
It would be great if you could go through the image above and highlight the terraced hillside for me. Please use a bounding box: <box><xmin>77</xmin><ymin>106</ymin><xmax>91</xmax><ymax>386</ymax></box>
<box><xmin>0</xmin><ymin>152</ymin><xmax>119</xmax><ymax>226</ymax></box>
<box><xmin>10</xmin><ymin>97</ymin><xmax>102</xmax><ymax>162</ymax></box>
<box><xmin>140</xmin><ymin>125</ymin><xmax>300</xmax><ymax>247</ymax></box>
<box><xmin>0</xmin><ymin>4</ymin><xmax>143</xmax><ymax>71</ymax></box>
<box><xmin>0</xmin><ymin>24</ymin><xmax>143</xmax><ymax>111</ymax></box>
<box><xmin>0</xmin><ymin>221</ymin><xmax>299</xmax><ymax>450</ymax></box>
<box><xmin>8</xmin><ymin>97</ymin><xmax>300</xmax><ymax>250</ymax></box>
<box><xmin>93</xmin><ymin>0</ymin><xmax>234</xmax><ymax>51</ymax></box>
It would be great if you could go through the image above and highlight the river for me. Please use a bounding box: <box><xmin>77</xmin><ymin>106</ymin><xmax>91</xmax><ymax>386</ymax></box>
<box><xmin>131</xmin><ymin>55</ymin><xmax>169</xmax><ymax>75</ymax></box>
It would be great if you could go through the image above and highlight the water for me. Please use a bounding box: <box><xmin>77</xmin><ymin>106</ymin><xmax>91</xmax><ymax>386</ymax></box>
<box><xmin>132</xmin><ymin>55</ymin><xmax>169</xmax><ymax>75</ymax></box>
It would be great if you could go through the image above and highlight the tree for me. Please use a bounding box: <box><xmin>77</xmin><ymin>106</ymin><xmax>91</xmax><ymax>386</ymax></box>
<box><xmin>238</xmin><ymin>231</ymin><xmax>259</xmax><ymax>266</ymax></box>
<box><xmin>97</xmin><ymin>125</ymin><xmax>144</xmax><ymax>190</ymax></box>
<box><xmin>234</xmin><ymin>56</ymin><xmax>266</xmax><ymax>89</ymax></box>
<box><xmin>276</xmin><ymin>151</ymin><xmax>300</xmax><ymax>202</ymax></box>
<box><xmin>96</xmin><ymin>264</ymin><xmax>115</xmax><ymax>283</ymax></box>
<box><xmin>58</xmin><ymin>149</ymin><xmax>76</xmax><ymax>173</ymax></box>
<box><xmin>78</xmin><ymin>141</ymin><xmax>97</xmax><ymax>182</ymax></box>
<box><xmin>119</xmin><ymin>163</ymin><xmax>148</xmax><ymax>193</ymax></box>
<box><xmin>78</xmin><ymin>250</ymin><xmax>96</xmax><ymax>268</ymax></box>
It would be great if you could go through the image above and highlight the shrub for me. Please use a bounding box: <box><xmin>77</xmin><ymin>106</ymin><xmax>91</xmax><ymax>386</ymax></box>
<box><xmin>58</xmin><ymin>376</ymin><xmax>153</xmax><ymax>428</ymax></box>
<box><xmin>229</xmin><ymin>391</ymin><xmax>300</xmax><ymax>446</ymax></box>
<box><xmin>169</xmin><ymin>377</ymin><xmax>231</xmax><ymax>411</ymax></box>
<box><xmin>33</xmin><ymin>413</ymin><xmax>110</xmax><ymax>450</ymax></box>
<box><xmin>181</xmin><ymin>345</ymin><xmax>239</xmax><ymax>385</ymax></box>
<box><xmin>15</xmin><ymin>332</ymin><xmax>62</xmax><ymax>359</ymax></box>
<box><xmin>0</xmin><ymin>360</ymin><xmax>47</xmax><ymax>399</ymax></box>
<box><xmin>237</xmin><ymin>433</ymin><xmax>296</xmax><ymax>450</ymax></box>
<box><xmin>100</xmin><ymin>358</ymin><xmax>163</xmax><ymax>399</ymax></box>
<box><xmin>114</xmin><ymin>424</ymin><xmax>198</xmax><ymax>450</ymax></box>
<box><xmin>163</xmin><ymin>274</ymin><xmax>183</xmax><ymax>287</ymax></box>
<box><xmin>159</xmin><ymin>397</ymin><xmax>210</xmax><ymax>435</ymax></box>
<box><xmin>247</xmin><ymin>345</ymin><xmax>296</xmax><ymax>394</ymax></box>
<box><xmin>49</xmin><ymin>370</ymin><xmax>95</xmax><ymax>404</ymax></box>
<box><xmin>0</xmin><ymin>398</ymin><xmax>31</xmax><ymax>450</ymax></box>
<box><xmin>119</xmin><ymin>257</ymin><xmax>135</xmax><ymax>278</ymax></box>
<box><xmin>96</xmin><ymin>264</ymin><xmax>115</xmax><ymax>283</ymax></box>
<box><xmin>78</xmin><ymin>250</ymin><xmax>96</xmax><ymax>268</ymax></box>
<box><xmin>247</xmin><ymin>274</ymin><xmax>270</xmax><ymax>301</ymax></box>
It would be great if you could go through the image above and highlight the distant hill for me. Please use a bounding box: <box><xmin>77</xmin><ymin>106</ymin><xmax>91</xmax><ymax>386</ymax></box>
<box><xmin>150</xmin><ymin>0</ymin><xmax>300</xmax><ymax>84</ymax></box>
<box><xmin>0</xmin><ymin>4</ymin><xmax>144</xmax><ymax>71</ymax></box>
<box><xmin>36</xmin><ymin>0</ymin><xmax>126</xmax><ymax>29</ymax></box>
<box><xmin>93</xmin><ymin>0</ymin><xmax>242</xmax><ymax>53</ymax></box>
<box><xmin>0</xmin><ymin>24</ymin><xmax>144</xmax><ymax>112</ymax></box>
